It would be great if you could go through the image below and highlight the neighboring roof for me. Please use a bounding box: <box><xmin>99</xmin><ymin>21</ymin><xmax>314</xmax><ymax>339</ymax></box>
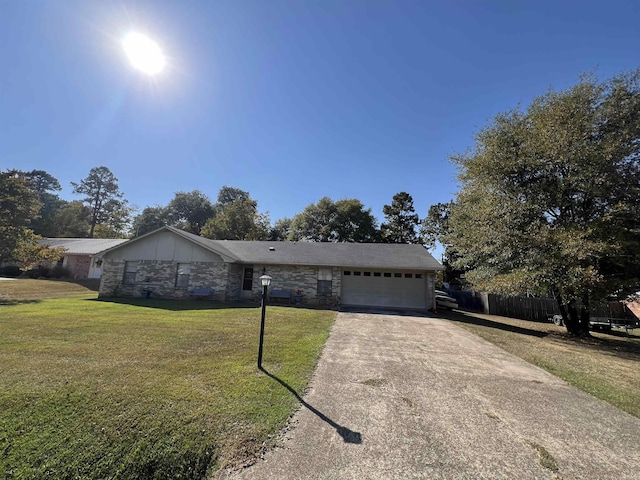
<box><xmin>39</xmin><ymin>238</ymin><xmax>129</xmax><ymax>255</ymax></box>
<box><xmin>106</xmin><ymin>226</ymin><xmax>443</xmax><ymax>270</ymax></box>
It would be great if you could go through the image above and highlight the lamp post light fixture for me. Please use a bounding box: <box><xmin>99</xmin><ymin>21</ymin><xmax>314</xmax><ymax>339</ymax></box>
<box><xmin>257</xmin><ymin>274</ymin><xmax>272</xmax><ymax>369</ymax></box>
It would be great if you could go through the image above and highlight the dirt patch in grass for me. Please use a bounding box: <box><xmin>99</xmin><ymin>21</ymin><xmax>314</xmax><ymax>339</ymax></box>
<box><xmin>441</xmin><ymin>310</ymin><xmax>640</xmax><ymax>418</ymax></box>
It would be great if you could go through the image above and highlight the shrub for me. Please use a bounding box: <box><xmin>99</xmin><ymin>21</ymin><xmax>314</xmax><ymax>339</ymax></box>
<box><xmin>50</xmin><ymin>265</ymin><xmax>72</xmax><ymax>279</ymax></box>
<box><xmin>21</xmin><ymin>267</ymin><xmax>51</xmax><ymax>279</ymax></box>
<box><xmin>0</xmin><ymin>265</ymin><xmax>22</xmax><ymax>277</ymax></box>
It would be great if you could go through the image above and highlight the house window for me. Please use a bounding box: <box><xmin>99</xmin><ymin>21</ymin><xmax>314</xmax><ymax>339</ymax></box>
<box><xmin>373</xmin><ymin>272</ymin><xmax>381</xmax><ymax>277</ymax></box>
<box><xmin>343</xmin><ymin>271</ymin><xmax>351</xmax><ymax>275</ymax></box>
<box><xmin>384</xmin><ymin>272</ymin><xmax>391</xmax><ymax>277</ymax></box>
<box><xmin>243</xmin><ymin>267</ymin><xmax>254</xmax><ymax>291</ymax></box>
<box><xmin>354</xmin><ymin>271</ymin><xmax>361</xmax><ymax>276</ymax></box>
<box><xmin>415</xmin><ymin>273</ymin><xmax>423</xmax><ymax>279</ymax></box>
<box><xmin>175</xmin><ymin>263</ymin><xmax>191</xmax><ymax>288</ymax></box>
<box><xmin>364</xmin><ymin>271</ymin><xmax>371</xmax><ymax>277</ymax></box>
<box><xmin>394</xmin><ymin>273</ymin><xmax>402</xmax><ymax>278</ymax></box>
<box><xmin>405</xmin><ymin>273</ymin><xmax>413</xmax><ymax>278</ymax></box>
<box><xmin>123</xmin><ymin>261</ymin><xmax>138</xmax><ymax>285</ymax></box>
<box><xmin>317</xmin><ymin>268</ymin><xmax>332</xmax><ymax>294</ymax></box>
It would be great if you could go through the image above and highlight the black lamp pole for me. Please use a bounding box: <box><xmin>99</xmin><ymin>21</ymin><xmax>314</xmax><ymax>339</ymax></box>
<box><xmin>257</xmin><ymin>275</ymin><xmax>271</xmax><ymax>369</ymax></box>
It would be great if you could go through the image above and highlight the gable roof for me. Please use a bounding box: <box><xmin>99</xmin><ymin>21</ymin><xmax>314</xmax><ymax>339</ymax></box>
<box><xmin>207</xmin><ymin>239</ymin><xmax>442</xmax><ymax>270</ymax></box>
<box><xmin>105</xmin><ymin>226</ymin><xmax>442</xmax><ymax>271</ymax></box>
<box><xmin>39</xmin><ymin>238</ymin><xmax>129</xmax><ymax>255</ymax></box>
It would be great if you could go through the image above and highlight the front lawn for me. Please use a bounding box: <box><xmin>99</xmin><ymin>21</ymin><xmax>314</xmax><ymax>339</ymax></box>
<box><xmin>0</xmin><ymin>293</ymin><xmax>335</xmax><ymax>479</ymax></box>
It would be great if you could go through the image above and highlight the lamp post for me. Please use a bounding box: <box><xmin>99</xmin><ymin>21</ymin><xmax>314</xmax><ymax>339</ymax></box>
<box><xmin>257</xmin><ymin>274</ymin><xmax>272</xmax><ymax>369</ymax></box>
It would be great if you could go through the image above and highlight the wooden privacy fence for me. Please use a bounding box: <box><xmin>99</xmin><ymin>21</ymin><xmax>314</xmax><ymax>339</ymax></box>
<box><xmin>486</xmin><ymin>294</ymin><xmax>559</xmax><ymax>322</ymax></box>
<box><xmin>446</xmin><ymin>290</ymin><xmax>634</xmax><ymax>323</ymax></box>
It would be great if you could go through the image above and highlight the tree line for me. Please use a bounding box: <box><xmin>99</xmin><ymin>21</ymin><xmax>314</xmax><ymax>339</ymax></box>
<box><xmin>1</xmin><ymin>165</ymin><xmax>435</xmax><ymax>267</ymax></box>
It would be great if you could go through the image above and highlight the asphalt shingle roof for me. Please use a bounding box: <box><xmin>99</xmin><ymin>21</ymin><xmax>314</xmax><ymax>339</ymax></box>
<box><xmin>39</xmin><ymin>238</ymin><xmax>129</xmax><ymax>255</ymax></box>
<box><xmin>171</xmin><ymin>227</ymin><xmax>442</xmax><ymax>270</ymax></box>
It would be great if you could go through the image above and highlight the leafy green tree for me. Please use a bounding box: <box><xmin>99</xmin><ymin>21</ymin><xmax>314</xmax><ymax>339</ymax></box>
<box><xmin>333</xmin><ymin>199</ymin><xmax>379</xmax><ymax>242</ymax></box>
<box><xmin>201</xmin><ymin>199</ymin><xmax>269</xmax><ymax>240</ymax></box>
<box><xmin>71</xmin><ymin>166</ymin><xmax>129</xmax><ymax>238</ymax></box>
<box><xmin>420</xmin><ymin>201</ymin><xmax>465</xmax><ymax>286</ymax></box>
<box><xmin>0</xmin><ymin>169</ymin><xmax>61</xmax><ymax>267</ymax></box>
<box><xmin>420</xmin><ymin>202</ymin><xmax>453</xmax><ymax>251</ymax></box>
<box><xmin>269</xmin><ymin>217</ymin><xmax>292</xmax><ymax>241</ymax></box>
<box><xmin>131</xmin><ymin>206</ymin><xmax>173</xmax><ymax>237</ymax></box>
<box><xmin>12</xmin><ymin>230</ymin><xmax>64</xmax><ymax>269</ymax></box>
<box><xmin>23</xmin><ymin>170</ymin><xmax>64</xmax><ymax>237</ymax></box>
<box><xmin>217</xmin><ymin>186</ymin><xmax>250</xmax><ymax>206</ymax></box>
<box><xmin>289</xmin><ymin>197</ymin><xmax>336</xmax><ymax>242</ymax></box>
<box><xmin>166</xmin><ymin>190</ymin><xmax>216</xmax><ymax>235</ymax></box>
<box><xmin>289</xmin><ymin>197</ymin><xmax>378</xmax><ymax>242</ymax></box>
<box><xmin>447</xmin><ymin>69</ymin><xmax>640</xmax><ymax>335</ymax></box>
<box><xmin>0</xmin><ymin>170</ymin><xmax>42</xmax><ymax>264</ymax></box>
<box><xmin>53</xmin><ymin>201</ymin><xmax>91</xmax><ymax>237</ymax></box>
<box><xmin>380</xmin><ymin>192</ymin><xmax>421</xmax><ymax>244</ymax></box>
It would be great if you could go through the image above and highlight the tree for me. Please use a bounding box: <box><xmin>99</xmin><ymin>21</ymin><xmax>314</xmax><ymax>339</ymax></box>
<box><xmin>333</xmin><ymin>199</ymin><xmax>379</xmax><ymax>242</ymax></box>
<box><xmin>420</xmin><ymin>202</ymin><xmax>453</xmax><ymax>251</ymax></box>
<box><xmin>446</xmin><ymin>69</ymin><xmax>640</xmax><ymax>336</ymax></box>
<box><xmin>53</xmin><ymin>201</ymin><xmax>91</xmax><ymax>237</ymax></box>
<box><xmin>12</xmin><ymin>230</ymin><xmax>64</xmax><ymax>269</ymax></box>
<box><xmin>71</xmin><ymin>166</ymin><xmax>128</xmax><ymax>238</ymax></box>
<box><xmin>166</xmin><ymin>190</ymin><xmax>216</xmax><ymax>235</ymax></box>
<box><xmin>23</xmin><ymin>170</ymin><xmax>64</xmax><ymax>238</ymax></box>
<box><xmin>201</xmin><ymin>199</ymin><xmax>269</xmax><ymax>240</ymax></box>
<box><xmin>269</xmin><ymin>217</ymin><xmax>292</xmax><ymax>241</ymax></box>
<box><xmin>0</xmin><ymin>170</ymin><xmax>42</xmax><ymax>264</ymax></box>
<box><xmin>288</xmin><ymin>197</ymin><xmax>378</xmax><ymax>242</ymax></box>
<box><xmin>380</xmin><ymin>192</ymin><xmax>421</xmax><ymax>244</ymax></box>
<box><xmin>217</xmin><ymin>186</ymin><xmax>251</xmax><ymax>206</ymax></box>
<box><xmin>131</xmin><ymin>206</ymin><xmax>173</xmax><ymax>237</ymax></box>
<box><xmin>289</xmin><ymin>197</ymin><xmax>336</xmax><ymax>242</ymax></box>
<box><xmin>420</xmin><ymin>201</ymin><xmax>465</xmax><ymax>286</ymax></box>
<box><xmin>0</xmin><ymin>169</ymin><xmax>61</xmax><ymax>267</ymax></box>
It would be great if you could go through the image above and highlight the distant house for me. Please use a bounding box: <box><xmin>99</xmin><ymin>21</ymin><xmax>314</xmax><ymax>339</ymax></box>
<box><xmin>97</xmin><ymin>226</ymin><xmax>444</xmax><ymax>311</ymax></box>
<box><xmin>40</xmin><ymin>238</ymin><xmax>129</xmax><ymax>279</ymax></box>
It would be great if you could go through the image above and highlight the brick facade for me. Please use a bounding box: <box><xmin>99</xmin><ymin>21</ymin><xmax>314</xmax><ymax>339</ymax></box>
<box><xmin>98</xmin><ymin>259</ymin><xmax>342</xmax><ymax>306</ymax></box>
<box><xmin>64</xmin><ymin>255</ymin><xmax>91</xmax><ymax>279</ymax></box>
<box><xmin>99</xmin><ymin>259</ymin><xmax>234</xmax><ymax>300</ymax></box>
<box><xmin>253</xmin><ymin>264</ymin><xmax>342</xmax><ymax>306</ymax></box>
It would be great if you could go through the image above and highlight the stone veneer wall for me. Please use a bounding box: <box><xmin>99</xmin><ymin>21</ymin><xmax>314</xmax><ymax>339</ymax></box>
<box><xmin>98</xmin><ymin>259</ymin><xmax>229</xmax><ymax>300</ymax></box>
<box><xmin>225</xmin><ymin>263</ymin><xmax>244</xmax><ymax>301</ymax></box>
<box><xmin>252</xmin><ymin>264</ymin><xmax>341</xmax><ymax>306</ymax></box>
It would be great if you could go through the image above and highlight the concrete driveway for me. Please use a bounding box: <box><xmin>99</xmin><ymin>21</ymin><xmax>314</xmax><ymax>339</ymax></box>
<box><xmin>216</xmin><ymin>312</ymin><xmax>640</xmax><ymax>479</ymax></box>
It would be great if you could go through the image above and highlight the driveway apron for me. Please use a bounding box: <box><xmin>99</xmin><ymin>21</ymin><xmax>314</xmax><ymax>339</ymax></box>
<box><xmin>217</xmin><ymin>312</ymin><xmax>640</xmax><ymax>479</ymax></box>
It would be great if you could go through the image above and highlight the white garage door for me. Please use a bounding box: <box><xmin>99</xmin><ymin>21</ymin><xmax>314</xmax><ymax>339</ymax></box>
<box><xmin>341</xmin><ymin>270</ymin><xmax>426</xmax><ymax>310</ymax></box>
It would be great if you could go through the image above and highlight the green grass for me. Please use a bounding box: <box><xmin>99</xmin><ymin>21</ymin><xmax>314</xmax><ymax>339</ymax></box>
<box><xmin>443</xmin><ymin>310</ymin><xmax>640</xmax><ymax>419</ymax></box>
<box><xmin>0</xmin><ymin>290</ymin><xmax>335</xmax><ymax>479</ymax></box>
<box><xmin>0</xmin><ymin>278</ymin><xmax>100</xmax><ymax>303</ymax></box>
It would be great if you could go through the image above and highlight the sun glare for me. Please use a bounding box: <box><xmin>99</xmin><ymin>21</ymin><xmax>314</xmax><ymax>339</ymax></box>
<box><xmin>122</xmin><ymin>32</ymin><xmax>166</xmax><ymax>75</ymax></box>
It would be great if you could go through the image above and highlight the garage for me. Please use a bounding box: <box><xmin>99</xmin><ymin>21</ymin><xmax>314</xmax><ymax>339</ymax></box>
<box><xmin>341</xmin><ymin>270</ymin><xmax>427</xmax><ymax>310</ymax></box>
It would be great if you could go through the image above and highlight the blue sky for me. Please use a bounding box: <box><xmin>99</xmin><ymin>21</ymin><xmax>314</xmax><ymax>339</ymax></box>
<box><xmin>2</xmin><ymin>0</ymin><xmax>639</xmax><ymax>238</ymax></box>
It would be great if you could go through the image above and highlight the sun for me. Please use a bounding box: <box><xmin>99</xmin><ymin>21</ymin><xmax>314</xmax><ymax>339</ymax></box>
<box><xmin>122</xmin><ymin>32</ymin><xmax>166</xmax><ymax>75</ymax></box>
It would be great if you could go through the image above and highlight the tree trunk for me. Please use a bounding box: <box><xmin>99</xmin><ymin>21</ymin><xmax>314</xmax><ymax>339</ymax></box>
<box><xmin>557</xmin><ymin>295</ymin><xmax>591</xmax><ymax>337</ymax></box>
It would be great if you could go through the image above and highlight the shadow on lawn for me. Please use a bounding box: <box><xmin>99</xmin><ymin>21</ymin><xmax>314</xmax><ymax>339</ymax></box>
<box><xmin>441</xmin><ymin>310</ymin><xmax>549</xmax><ymax>338</ymax></box>
<box><xmin>90</xmin><ymin>297</ymin><xmax>259</xmax><ymax>311</ymax></box>
<box><xmin>0</xmin><ymin>299</ymin><xmax>41</xmax><ymax>306</ymax></box>
<box><xmin>444</xmin><ymin>309</ymin><xmax>640</xmax><ymax>358</ymax></box>
<box><xmin>259</xmin><ymin>367</ymin><xmax>363</xmax><ymax>445</ymax></box>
